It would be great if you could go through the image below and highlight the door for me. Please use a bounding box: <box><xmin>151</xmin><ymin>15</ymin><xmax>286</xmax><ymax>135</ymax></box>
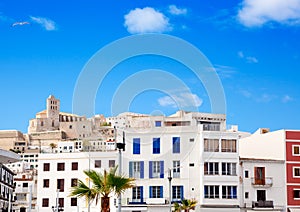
<box><xmin>254</xmin><ymin>167</ymin><xmax>265</xmax><ymax>185</ymax></box>
<box><xmin>257</xmin><ymin>190</ymin><xmax>266</xmax><ymax>201</ymax></box>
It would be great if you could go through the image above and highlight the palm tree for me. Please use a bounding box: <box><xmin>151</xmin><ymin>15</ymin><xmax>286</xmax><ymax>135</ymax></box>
<box><xmin>70</xmin><ymin>166</ymin><xmax>134</xmax><ymax>212</ymax></box>
<box><xmin>173</xmin><ymin>199</ymin><xmax>198</xmax><ymax>212</ymax></box>
<box><xmin>49</xmin><ymin>143</ymin><xmax>57</xmax><ymax>153</ymax></box>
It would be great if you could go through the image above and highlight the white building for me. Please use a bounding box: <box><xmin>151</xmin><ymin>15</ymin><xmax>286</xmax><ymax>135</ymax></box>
<box><xmin>0</xmin><ymin>148</ymin><xmax>20</xmax><ymax>212</ymax></box>
<box><xmin>118</xmin><ymin>111</ymin><xmax>240</xmax><ymax>212</ymax></box>
<box><xmin>36</xmin><ymin>151</ymin><xmax>118</xmax><ymax>212</ymax></box>
<box><xmin>239</xmin><ymin>158</ymin><xmax>286</xmax><ymax>212</ymax></box>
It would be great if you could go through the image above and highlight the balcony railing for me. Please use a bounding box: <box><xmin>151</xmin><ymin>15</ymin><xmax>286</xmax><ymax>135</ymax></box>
<box><xmin>202</xmin><ymin>124</ymin><xmax>221</xmax><ymax>131</ymax></box>
<box><xmin>251</xmin><ymin>177</ymin><xmax>273</xmax><ymax>187</ymax></box>
<box><xmin>252</xmin><ymin>200</ymin><xmax>274</xmax><ymax>208</ymax></box>
<box><xmin>127</xmin><ymin>198</ymin><xmax>146</xmax><ymax>205</ymax></box>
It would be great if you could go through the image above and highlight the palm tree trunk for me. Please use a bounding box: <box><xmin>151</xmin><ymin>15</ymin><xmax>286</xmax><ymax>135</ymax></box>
<box><xmin>101</xmin><ymin>196</ymin><xmax>110</xmax><ymax>212</ymax></box>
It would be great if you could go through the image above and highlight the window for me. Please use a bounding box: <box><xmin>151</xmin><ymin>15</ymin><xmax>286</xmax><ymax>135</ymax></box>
<box><xmin>132</xmin><ymin>186</ymin><xmax>143</xmax><ymax>201</ymax></box>
<box><xmin>71</xmin><ymin>198</ymin><xmax>77</xmax><ymax>206</ymax></box>
<box><xmin>150</xmin><ymin>186</ymin><xmax>163</xmax><ymax>198</ymax></box>
<box><xmin>69</xmin><ymin>125</ymin><xmax>72</xmax><ymax>129</ymax></box>
<box><xmin>204</xmin><ymin>162</ymin><xmax>219</xmax><ymax>175</ymax></box>
<box><xmin>71</xmin><ymin>178</ymin><xmax>78</xmax><ymax>187</ymax></box>
<box><xmin>222</xmin><ymin>163</ymin><xmax>236</xmax><ymax>176</ymax></box>
<box><xmin>245</xmin><ymin>170</ymin><xmax>249</xmax><ymax>178</ymax></box>
<box><xmin>204</xmin><ymin>185</ymin><xmax>219</xmax><ymax>199</ymax></box>
<box><xmin>221</xmin><ymin>139</ymin><xmax>237</xmax><ymax>152</ymax></box>
<box><xmin>173</xmin><ymin>161</ymin><xmax>180</xmax><ymax>178</ymax></box>
<box><xmin>245</xmin><ymin>192</ymin><xmax>249</xmax><ymax>199</ymax></box>
<box><xmin>109</xmin><ymin>160</ymin><xmax>115</xmax><ymax>168</ymax></box>
<box><xmin>172</xmin><ymin>186</ymin><xmax>183</xmax><ymax>201</ymax></box>
<box><xmin>173</xmin><ymin>137</ymin><xmax>180</xmax><ymax>153</ymax></box>
<box><xmin>133</xmin><ymin>138</ymin><xmax>140</xmax><ymax>154</ymax></box>
<box><xmin>294</xmin><ymin>189</ymin><xmax>300</xmax><ymax>199</ymax></box>
<box><xmin>43</xmin><ymin>179</ymin><xmax>49</xmax><ymax>188</ymax></box>
<box><xmin>129</xmin><ymin>161</ymin><xmax>144</xmax><ymax>179</ymax></box>
<box><xmin>294</xmin><ymin>167</ymin><xmax>300</xmax><ymax>177</ymax></box>
<box><xmin>222</xmin><ymin>186</ymin><xmax>237</xmax><ymax>199</ymax></box>
<box><xmin>59</xmin><ymin>198</ymin><xmax>64</xmax><ymax>208</ymax></box>
<box><xmin>57</xmin><ymin>163</ymin><xmax>65</xmax><ymax>171</ymax></box>
<box><xmin>255</xmin><ymin>167</ymin><xmax>266</xmax><ymax>184</ymax></box>
<box><xmin>72</xmin><ymin>162</ymin><xmax>78</xmax><ymax>170</ymax></box>
<box><xmin>149</xmin><ymin>161</ymin><xmax>164</xmax><ymax>178</ymax></box>
<box><xmin>23</xmin><ymin>182</ymin><xmax>28</xmax><ymax>187</ymax></box>
<box><xmin>204</xmin><ymin>139</ymin><xmax>219</xmax><ymax>152</ymax></box>
<box><xmin>42</xmin><ymin>198</ymin><xmax>49</xmax><ymax>207</ymax></box>
<box><xmin>95</xmin><ymin>160</ymin><xmax>101</xmax><ymax>168</ymax></box>
<box><xmin>57</xmin><ymin>179</ymin><xmax>64</xmax><ymax>192</ymax></box>
<box><xmin>155</xmin><ymin>121</ymin><xmax>162</xmax><ymax>127</ymax></box>
<box><xmin>153</xmin><ymin>138</ymin><xmax>160</xmax><ymax>154</ymax></box>
<box><xmin>293</xmin><ymin>145</ymin><xmax>300</xmax><ymax>156</ymax></box>
<box><xmin>189</xmin><ymin>163</ymin><xmax>194</xmax><ymax>167</ymax></box>
<box><xmin>189</xmin><ymin>138</ymin><xmax>194</xmax><ymax>142</ymax></box>
<box><xmin>43</xmin><ymin>163</ymin><xmax>50</xmax><ymax>171</ymax></box>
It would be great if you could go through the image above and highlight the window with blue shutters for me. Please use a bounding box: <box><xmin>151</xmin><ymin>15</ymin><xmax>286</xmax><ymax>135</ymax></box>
<box><xmin>150</xmin><ymin>186</ymin><xmax>163</xmax><ymax>198</ymax></box>
<box><xmin>133</xmin><ymin>138</ymin><xmax>140</xmax><ymax>154</ymax></box>
<box><xmin>172</xmin><ymin>137</ymin><xmax>180</xmax><ymax>153</ymax></box>
<box><xmin>172</xmin><ymin>186</ymin><xmax>184</xmax><ymax>202</ymax></box>
<box><xmin>129</xmin><ymin>161</ymin><xmax>144</xmax><ymax>179</ymax></box>
<box><xmin>153</xmin><ymin>138</ymin><xmax>160</xmax><ymax>154</ymax></box>
<box><xmin>149</xmin><ymin>161</ymin><xmax>164</xmax><ymax>178</ymax></box>
<box><xmin>132</xmin><ymin>186</ymin><xmax>143</xmax><ymax>202</ymax></box>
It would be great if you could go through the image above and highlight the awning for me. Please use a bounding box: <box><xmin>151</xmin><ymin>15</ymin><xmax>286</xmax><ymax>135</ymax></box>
<box><xmin>289</xmin><ymin>208</ymin><xmax>300</xmax><ymax>212</ymax></box>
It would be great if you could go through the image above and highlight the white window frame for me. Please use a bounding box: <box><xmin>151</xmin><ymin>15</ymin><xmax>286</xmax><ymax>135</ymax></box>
<box><xmin>132</xmin><ymin>187</ymin><xmax>141</xmax><ymax>201</ymax></box>
<box><xmin>293</xmin><ymin>188</ymin><xmax>300</xmax><ymax>200</ymax></box>
<box><xmin>292</xmin><ymin>145</ymin><xmax>300</xmax><ymax>156</ymax></box>
<box><xmin>204</xmin><ymin>185</ymin><xmax>219</xmax><ymax>199</ymax></box>
<box><xmin>173</xmin><ymin>161</ymin><xmax>180</xmax><ymax>178</ymax></box>
<box><xmin>222</xmin><ymin>163</ymin><xmax>237</xmax><ymax>176</ymax></box>
<box><xmin>293</xmin><ymin>167</ymin><xmax>300</xmax><ymax>178</ymax></box>
<box><xmin>204</xmin><ymin>162</ymin><xmax>219</xmax><ymax>175</ymax></box>
<box><xmin>133</xmin><ymin>162</ymin><xmax>141</xmax><ymax>179</ymax></box>
<box><xmin>151</xmin><ymin>186</ymin><xmax>161</xmax><ymax>198</ymax></box>
<box><xmin>172</xmin><ymin>186</ymin><xmax>182</xmax><ymax>201</ymax></box>
<box><xmin>152</xmin><ymin>161</ymin><xmax>160</xmax><ymax>178</ymax></box>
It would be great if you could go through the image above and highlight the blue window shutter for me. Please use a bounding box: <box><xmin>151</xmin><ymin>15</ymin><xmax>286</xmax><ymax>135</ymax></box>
<box><xmin>172</xmin><ymin>137</ymin><xmax>180</xmax><ymax>153</ymax></box>
<box><xmin>140</xmin><ymin>186</ymin><xmax>144</xmax><ymax>202</ymax></box>
<box><xmin>157</xmin><ymin>139</ymin><xmax>160</xmax><ymax>154</ymax></box>
<box><xmin>140</xmin><ymin>161</ymin><xmax>144</xmax><ymax>179</ymax></box>
<box><xmin>160</xmin><ymin>161</ymin><xmax>164</xmax><ymax>178</ymax></box>
<box><xmin>149</xmin><ymin>186</ymin><xmax>153</xmax><ymax>198</ymax></box>
<box><xmin>133</xmin><ymin>138</ymin><xmax>140</xmax><ymax>154</ymax></box>
<box><xmin>149</xmin><ymin>161</ymin><xmax>153</xmax><ymax>178</ymax></box>
<box><xmin>129</xmin><ymin>162</ymin><xmax>133</xmax><ymax>178</ymax></box>
<box><xmin>233</xmin><ymin>186</ymin><xmax>237</xmax><ymax>199</ymax></box>
<box><xmin>160</xmin><ymin>186</ymin><xmax>163</xmax><ymax>198</ymax></box>
<box><xmin>180</xmin><ymin>186</ymin><xmax>184</xmax><ymax>200</ymax></box>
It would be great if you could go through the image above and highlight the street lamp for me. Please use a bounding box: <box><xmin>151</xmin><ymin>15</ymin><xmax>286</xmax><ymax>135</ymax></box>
<box><xmin>115</xmin><ymin>127</ymin><xmax>125</xmax><ymax>212</ymax></box>
<box><xmin>168</xmin><ymin>168</ymin><xmax>172</xmax><ymax>212</ymax></box>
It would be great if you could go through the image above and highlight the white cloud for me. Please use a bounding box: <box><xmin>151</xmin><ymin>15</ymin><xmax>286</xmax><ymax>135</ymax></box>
<box><xmin>30</xmin><ymin>16</ymin><xmax>57</xmax><ymax>31</ymax></box>
<box><xmin>158</xmin><ymin>93</ymin><xmax>202</xmax><ymax>108</ymax></box>
<box><xmin>238</xmin><ymin>0</ymin><xmax>300</xmax><ymax>27</ymax></box>
<box><xmin>238</xmin><ymin>51</ymin><xmax>258</xmax><ymax>63</ymax></box>
<box><xmin>282</xmin><ymin>95</ymin><xmax>293</xmax><ymax>103</ymax></box>
<box><xmin>168</xmin><ymin>5</ymin><xmax>187</xmax><ymax>15</ymax></box>
<box><xmin>214</xmin><ymin>64</ymin><xmax>237</xmax><ymax>78</ymax></box>
<box><xmin>124</xmin><ymin>7</ymin><xmax>171</xmax><ymax>34</ymax></box>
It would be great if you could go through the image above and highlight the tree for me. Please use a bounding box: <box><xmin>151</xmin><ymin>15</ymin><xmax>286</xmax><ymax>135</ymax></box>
<box><xmin>70</xmin><ymin>167</ymin><xmax>134</xmax><ymax>212</ymax></box>
<box><xmin>173</xmin><ymin>199</ymin><xmax>198</xmax><ymax>212</ymax></box>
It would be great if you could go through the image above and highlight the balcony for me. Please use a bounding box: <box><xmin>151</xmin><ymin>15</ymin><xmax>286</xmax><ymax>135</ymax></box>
<box><xmin>252</xmin><ymin>200</ymin><xmax>274</xmax><ymax>208</ymax></box>
<box><xmin>251</xmin><ymin>177</ymin><xmax>273</xmax><ymax>187</ymax></box>
<box><xmin>146</xmin><ymin>198</ymin><xmax>167</xmax><ymax>205</ymax></box>
<box><xmin>201</xmin><ymin>124</ymin><xmax>221</xmax><ymax>131</ymax></box>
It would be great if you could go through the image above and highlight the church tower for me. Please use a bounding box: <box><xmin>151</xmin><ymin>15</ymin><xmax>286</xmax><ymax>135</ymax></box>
<box><xmin>46</xmin><ymin>95</ymin><xmax>60</xmax><ymax>129</ymax></box>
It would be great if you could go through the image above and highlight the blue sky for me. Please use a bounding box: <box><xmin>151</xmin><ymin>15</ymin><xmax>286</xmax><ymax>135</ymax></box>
<box><xmin>0</xmin><ymin>0</ymin><xmax>300</xmax><ymax>133</ymax></box>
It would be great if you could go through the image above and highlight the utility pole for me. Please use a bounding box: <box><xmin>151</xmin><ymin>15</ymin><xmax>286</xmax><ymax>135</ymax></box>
<box><xmin>116</xmin><ymin>127</ymin><xmax>125</xmax><ymax>212</ymax></box>
<box><xmin>168</xmin><ymin>168</ymin><xmax>172</xmax><ymax>212</ymax></box>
